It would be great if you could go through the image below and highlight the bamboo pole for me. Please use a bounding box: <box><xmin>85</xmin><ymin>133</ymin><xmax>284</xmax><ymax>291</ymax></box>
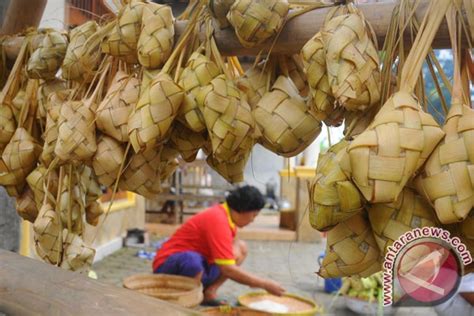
<box><xmin>1</xmin><ymin>0</ymin><xmax>468</xmax><ymax>59</ymax></box>
<box><xmin>0</xmin><ymin>0</ymin><xmax>47</xmax><ymax>35</ymax></box>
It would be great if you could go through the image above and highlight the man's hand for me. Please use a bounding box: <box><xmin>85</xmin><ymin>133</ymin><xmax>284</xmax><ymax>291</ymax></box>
<box><xmin>262</xmin><ymin>279</ymin><xmax>285</xmax><ymax>296</ymax></box>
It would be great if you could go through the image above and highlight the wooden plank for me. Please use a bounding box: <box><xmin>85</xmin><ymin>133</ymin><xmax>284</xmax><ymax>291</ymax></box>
<box><xmin>1</xmin><ymin>0</ymin><xmax>468</xmax><ymax>60</ymax></box>
<box><xmin>0</xmin><ymin>250</ymin><xmax>201</xmax><ymax>316</ymax></box>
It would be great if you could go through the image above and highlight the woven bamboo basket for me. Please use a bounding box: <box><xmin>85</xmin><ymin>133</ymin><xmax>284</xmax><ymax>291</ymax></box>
<box><xmin>60</xmin><ymin>230</ymin><xmax>95</xmax><ymax>272</ymax></box>
<box><xmin>128</xmin><ymin>72</ymin><xmax>184</xmax><ymax>153</ymax></box>
<box><xmin>119</xmin><ymin>147</ymin><xmax>163</xmax><ymax>198</ymax></box>
<box><xmin>368</xmin><ymin>187</ymin><xmax>438</xmax><ymax>254</ymax></box>
<box><xmin>26</xmin><ymin>165</ymin><xmax>59</xmax><ymax>210</ymax></box>
<box><xmin>102</xmin><ymin>0</ymin><xmax>145</xmax><ymax>64</ymax></box>
<box><xmin>123</xmin><ymin>274</ymin><xmax>203</xmax><ymax>308</ymax></box>
<box><xmin>96</xmin><ymin>71</ymin><xmax>140</xmax><ymax>143</ymax></box>
<box><xmin>16</xmin><ymin>187</ymin><xmax>39</xmax><ymax>223</ymax></box>
<box><xmin>27</xmin><ymin>30</ymin><xmax>68</xmax><ymax>80</ymax></box>
<box><xmin>85</xmin><ymin>201</ymin><xmax>104</xmax><ymax>226</ymax></box>
<box><xmin>238</xmin><ymin>292</ymin><xmax>320</xmax><ymax>316</ymax></box>
<box><xmin>227</xmin><ymin>0</ymin><xmax>289</xmax><ymax>48</ymax></box>
<box><xmin>178</xmin><ymin>52</ymin><xmax>220</xmax><ymax>132</ymax></box>
<box><xmin>61</xmin><ymin>20</ymin><xmax>99</xmax><ymax>82</ymax></box>
<box><xmin>137</xmin><ymin>2</ymin><xmax>175</xmax><ymax>69</ymax></box>
<box><xmin>236</xmin><ymin>64</ymin><xmax>269</xmax><ymax>108</ymax></box>
<box><xmin>0</xmin><ymin>128</ymin><xmax>42</xmax><ymax>197</ymax></box>
<box><xmin>308</xmin><ymin>140</ymin><xmax>363</xmax><ymax>231</ymax></box>
<box><xmin>197</xmin><ymin>74</ymin><xmax>255</xmax><ymax>162</ymax></box>
<box><xmin>253</xmin><ymin>75</ymin><xmax>321</xmax><ymax>157</ymax></box>
<box><xmin>322</xmin><ymin>5</ymin><xmax>381</xmax><ymax>111</ymax></box>
<box><xmin>33</xmin><ymin>202</ymin><xmax>62</xmax><ymax>265</ymax></box>
<box><xmin>202</xmin><ymin>306</ymin><xmax>270</xmax><ymax>316</ymax></box>
<box><xmin>92</xmin><ymin>135</ymin><xmax>126</xmax><ymax>187</ymax></box>
<box><xmin>168</xmin><ymin>123</ymin><xmax>207</xmax><ymax>162</ymax></box>
<box><xmin>318</xmin><ymin>213</ymin><xmax>382</xmax><ymax>278</ymax></box>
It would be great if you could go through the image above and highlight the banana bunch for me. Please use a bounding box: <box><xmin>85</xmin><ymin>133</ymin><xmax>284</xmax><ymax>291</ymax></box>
<box><xmin>340</xmin><ymin>272</ymin><xmax>383</xmax><ymax>302</ymax></box>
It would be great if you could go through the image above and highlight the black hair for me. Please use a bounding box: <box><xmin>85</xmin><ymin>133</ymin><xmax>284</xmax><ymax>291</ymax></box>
<box><xmin>226</xmin><ymin>185</ymin><xmax>265</xmax><ymax>213</ymax></box>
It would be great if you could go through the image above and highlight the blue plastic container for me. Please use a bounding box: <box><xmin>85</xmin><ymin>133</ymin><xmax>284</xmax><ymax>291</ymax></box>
<box><xmin>318</xmin><ymin>252</ymin><xmax>342</xmax><ymax>293</ymax></box>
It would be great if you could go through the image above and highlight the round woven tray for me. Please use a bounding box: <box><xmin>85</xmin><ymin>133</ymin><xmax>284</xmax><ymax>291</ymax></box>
<box><xmin>202</xmin><ymin>306</ymin><xmax>271</xmax><ymax>316</ymax></box>
<box><xmin>123</xmin><ymin>274</ymin><xmax>203</xmax><ymax>308</ymax></box>
<box><xmin>238</xmin><ymin>292</ymin><xmax>319</xmax><ymax>316</ymax></box>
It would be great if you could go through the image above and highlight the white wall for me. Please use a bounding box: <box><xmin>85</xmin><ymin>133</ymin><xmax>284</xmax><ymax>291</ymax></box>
<box><xmin>39</xmin><ymin>0</ymin><xmax>65</xmax><ymax>30</ymax></box>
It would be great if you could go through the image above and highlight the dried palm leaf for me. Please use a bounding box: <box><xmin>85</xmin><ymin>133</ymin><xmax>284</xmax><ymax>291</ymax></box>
<box><xmin>227</xmin><ymin>0</ymin><xmax>289</xmax><ymax>48</ymax></box>
<box><xmin>61</xmin><ymin>21</ymin><xmax>100</xmax><ymax>81</ymax></box>
<box><xmin>197</xmin><ymin>74</ymin><xmax>256</xmax><ymax>162</ymax></box>
<box><xmin>368</xmin><ymin>187</ymin><xmax>438</xmax><ymax>254</ymax></box>
<box><xmin>102</xmin><ymin>0</ymin><xmax>145</xmax><ymax>64</ymax></box>
<box><xmin>322</xmin><ymin>5</ymin><xmax>381</xmax><ymax>111</ymax></box>
<box><xmin>26</xmin><ymin>165</ymin><xmax>59</xmax><ymax>210</ymax></box>
<box><xmin>178</xmin><ymin>52</ymin><xmax>221</xmax><ymax>132</ymax></box>
<box><xmin>16</xmin><ymin>187</ymin><xmax>38</xmax><ymax>223</ymax></box>
<box><xmin>318</xmin><ymin>213</ymin><xmax>382</xmax><ymax>278</ymax></box>
<box><xmin>60</xmin><ymin>230</ymin><xmax>95</xmax><ymax>272</ymax></box>
<box><xmin>27</xmin><ymin>30</ymin><xmax>68</xmax><ymax>80</ymax></box>
<box><xmin>128</xmin><ymin>72</ymin><xmax>184</xmax><ymax>153</ymax></box>
<box><xmin>119</xmin><ymin>147</ymin><xmax>162</xmax><ymax>198</ymax></box>
<box><xmin>168</xmin><ymin>123</ymin><xmax>207</xmax><ymax>162</ymax></box>
<box><xmin>254</xmin><ymin>76</ymin><xmax>321</xmax><ymax>157</ymax></box>
<box><xmin>308</xmin><ymin>140</ymin><xmax>363</xmax><ymax>231</ymax></box>
<box><xmin>236</xmin><ymin>64</ymin><xmax>270</xmax><ymax>108</ymax></box>
<box><xmin>97</xmin><ymin>71</ymin><xmax>140</xmax><ymax>142</ymax></box>
<box><xmin>92</xmin><ymin>135</ymin><xmax>126</xmax><ymax>187</ymax></box>
<box><xmin>137</xmin><ymin>2</ymin><xmax>175</xmax><ymax>69</ymax></box>
<box><xmin>33</xmin><ymin>202</ymin><xmax>62</xmax><ymax>265</ymax></box>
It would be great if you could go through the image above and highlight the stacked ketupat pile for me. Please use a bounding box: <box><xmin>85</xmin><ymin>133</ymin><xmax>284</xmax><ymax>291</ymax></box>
<box><xmin>340</xmin><ymin>272</ymin><xmax>384</xmax><ymax>302</ymax></box>
<box><xmin>0</xmin><ymin>0</ymin><xmax>471</xmax><ymax>278</ymax></box>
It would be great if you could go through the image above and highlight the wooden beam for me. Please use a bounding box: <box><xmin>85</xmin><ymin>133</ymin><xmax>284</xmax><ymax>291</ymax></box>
<box><xmin>2</xmin><ymin>0</ymin><xmax>466</xmax><ymax>60</ymax></box>
<box><xmin>0</xmin><ymin>0</ymin><xmax>47</xmax><ymax>35</ymax></box>
<box><xmin>0</xmin><ymin>250</ymin><xmax>200</xmax><ymax>316</ymax></box>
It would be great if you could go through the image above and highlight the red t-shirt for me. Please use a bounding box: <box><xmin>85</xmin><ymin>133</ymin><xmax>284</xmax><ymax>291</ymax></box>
<box><xmin>153</xmin><ymin>203</ymin><xmax>237</xmax><ymax>271</ymax></box>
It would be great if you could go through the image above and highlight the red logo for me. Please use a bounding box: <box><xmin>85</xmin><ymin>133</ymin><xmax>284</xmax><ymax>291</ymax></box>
<box><xmin>396</xmin><ymin>241</ymin><xmax>461</xmax><ymax>305</ymax></box>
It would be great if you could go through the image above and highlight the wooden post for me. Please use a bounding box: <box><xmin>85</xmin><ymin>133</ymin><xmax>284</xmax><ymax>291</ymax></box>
<box><xmin>0</xmin><ymin>0</ymin><xmax>47</xmax><ymax>35</ymax></box>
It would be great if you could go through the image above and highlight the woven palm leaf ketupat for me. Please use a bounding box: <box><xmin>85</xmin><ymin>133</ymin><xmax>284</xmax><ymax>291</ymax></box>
<box><xmin>119</xmin><ymin>147</ymin><xmax>163</xmax><ymax>198</ymax></box>
<box><xmin>322</xmin><ymin>5</ymin><xmax>381</xmax><ymax>111</ymax></box>
<box><xmin>301</xmin><ymin>31</ymin><xmax>338</xmax><ymax>122</ymax></box>
<box><xmin>346</xmin><ymin>1</ymin><xmax>450</xmax><ymax>203</ymax></box>
<box><xmin>58</xmin><ymin>169</ymin><xmax>85</xmax><ymax>234</ymax></box>
<box><xmin>79</xmin><ymin>165</ymin><xmax>102</xmax><ymax>207</ymax></box>
<box><xmin>308</xmin><ymin>140</ymin><xmax>364</xmax><ymax>231</ymax></box>
<box><xmin>137</xmin><ymin>2</ymin><xmax>175</xmax><ymax>69</ymax></box>
<box><xmin>37</xmin><ymin>79</ymin><xmax>66</xmax><ymax>123</ymax></box>
<box><xmin>103</xmin><ymin>0</ymin><xmax>145</xmax><ymax>64</ymax></box>
<box><xmin>368</xmin><ymin>187</ymin><xmax>438</xmax><ymax>254</ymax></box>
<box><xmin>61</xmin><ymin>21</ymin><xmax>99</xmax><ymax>81</ymax></box>
<box><xmin>0</xmin><ymin>128</ymin><xmax>42</xmax><ymax>197</ymax></box>
<box><xmin>16</xmin><ymin>187</ymin><xmax>39</xmax><ymax>223</ymax></box>
<box><xmin>92</xmin><ymin>135</ymin><xmax>126</xmax><ymax>187</ymax></box>
<box><xmin>141</xmin><ymin>68</ymin><xmax>160</xmax><ymax>92</ymax></box>
<box><xmin>60</xmin><ymin>230</ymin><xmax>95</xmax><ymax>272</ymax></box>
<box><xmin>283</xmin><ymin>55</ymin><xmax>308</xmax><ymax>97</ymax></box>
<box><xmin>197</xmin><ymin>74</ymin><xmax>256</xmax><ymax>162</ymax></box>
<box><xmin>253</xmin><ymin>75</ymin><xmax>321</xmax><ymax>157</ymax></box>
<box><xmin>26</xmin><ymin>166</ymin><xmax>59</xmax><ymax>210</ymax></box>
<box><xmin>128</xmin><ymin>72</ymin><xmax>184</xmax><ymax>153</ymax></box>
<box><xmin>206</xmin><ymin>151</ymin><xmax>249</xmax><ymax>183</ymax></box>
<box><xmin>414</xmin><ymin>10</ymin><xmax>474</xmax><ymax>224</ymax></box>
<box><xmin>96</xmin><ymin>71</ymin><xmax>140</xmax><ymax>142</ymax></box>
<box><xmin>33</xmin><ymin>203</ymin><xmax>62</xmax><ymax>265</ymax></box>
<box><xmin>319</xmin><ymin>213</ymin><xmax>382</xmax><ymax>278</ymax></box>
<box><xmin>210</xmin><ymin>0</ymin><xmax>235</xmax><ymax>29</ymax></box>
<box><xmin>178</xmin><ymin>52</ymin><xmax>220</xmax><ymax>132</ymax></box>
<box><xmin>85</xmin><ymin>201</ymin><xmax>104</xmax><ymax>226</ymax></box>
<box><xmin>227</xmin><ymin>0</ymin><xmax>289</xmax><ymax>48</ymax></box>
<box><xmin>27</xmin><ymin>30</ymin><xmax>68</xmax><ymax>80</ymax></box>
<box><xmin>168</xmin><ymin>123</ymin><xmax>208</xmax><ymax>162</ymax></box>
<box><xmin>11</xmin><ymin>89</ymin><xmax>25</xmax><ymax>123</ymax></box>
<box><xmin>236</xmin><ymin>64</ymin><xmax>269</xmax><ymax>108</ymax></box>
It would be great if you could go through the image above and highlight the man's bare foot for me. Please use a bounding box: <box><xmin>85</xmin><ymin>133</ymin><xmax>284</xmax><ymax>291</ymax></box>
<box><xmin>203</xmin><ymin>287</ymin><xmax>218</xmax><ymax>301</ymax></box>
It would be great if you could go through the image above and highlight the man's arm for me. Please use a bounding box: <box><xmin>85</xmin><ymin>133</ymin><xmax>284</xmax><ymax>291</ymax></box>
<box><xmin>219</xmin><ymin>264</ymin><xmax>285</xmax><ymax>296</ymax></box>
